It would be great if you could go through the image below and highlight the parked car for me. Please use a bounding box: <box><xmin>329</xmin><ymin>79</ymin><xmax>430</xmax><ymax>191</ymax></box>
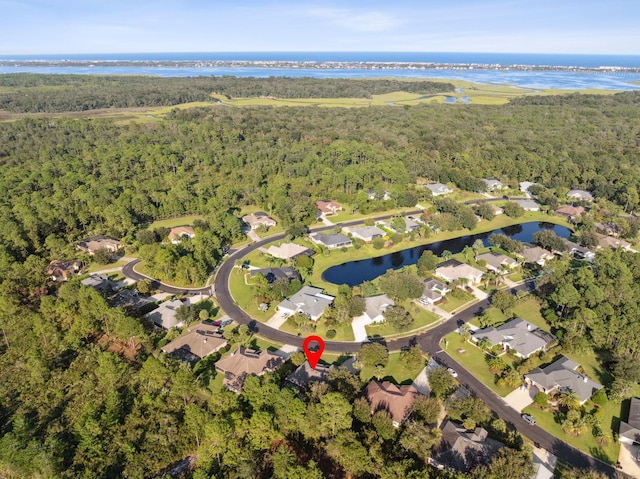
<box><xmin>212</xmin><ymin>319</ymin><xmax>222</xmax><ymax>327</ymax></box>
<box><xmin>522</xmin><ymin>414</ymin><xmax>536</xmax><ymax>425</ymax></box>
<box><xmin>220</xmin><ymin>319</ymin><xmax>233</xmax><ymax>327</ymax></box>
<box><xmin>447</xmin><ymin>368</ymin><xmax>458</xmax><ymax>378</ymax></box>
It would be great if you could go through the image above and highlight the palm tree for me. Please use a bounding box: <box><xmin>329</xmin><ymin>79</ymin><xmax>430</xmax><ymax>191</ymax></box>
<box><xmin>472</xmin><ymin>239</ymin><xmax>485</xmax><ymax>259</ymax></box>
<box><xmin>558</xmin><ymin>390</ymin><xmax>581</xmax><ymax>411</ymax></box>
<box><xmin>463</xmin><ymin>245</ymin><xmax>473</xmax><ymax>262</ymax></box>
<box><xmin>484</xmin><ymin>271</ymin><xmax>497</xmax><ymax>287</ymax></box>
<box><xmin>441</xmin><ymin>250</ymin><xmax>452</xmax><ymax>262</ymax></box>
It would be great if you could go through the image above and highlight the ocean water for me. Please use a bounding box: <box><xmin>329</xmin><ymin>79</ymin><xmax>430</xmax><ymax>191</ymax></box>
<box><xmin>1</xmin><ymin>52</ymin><xmax>640</xmax><ymax>90</ymax></box>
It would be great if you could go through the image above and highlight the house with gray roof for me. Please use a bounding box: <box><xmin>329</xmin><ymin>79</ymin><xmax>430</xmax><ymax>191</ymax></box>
<box><xmin>421</xmin><ymin>279</ymin><xmax>450</xmax><ymax>304</ymax></box>
<box><xmin>436</xmin><ymin>259</ymin><xmax>484</xmax><ymax>285</ymax></box>
<box><xmin>285</xmin><ymin>362</ymin><xmax>333</xmax><ymax>390</ymax></box>
<box><xmin>424</xmin><ymin>183</ymin><xmax>453</xmax><ymax>196</ymax></box>
<box><xmin>432</xmin><ymin>419</ymin><xmax>504</xmax><ymax>472</ymax></box>
<box><xmin>277</xmin><ymin>286</ymin><xmax>334</xmax><ymax>321</ymax></box>
<box><xmin>482</xmin><ymin>179</ymin><xmax>504</xmax><ymax>191</ymax></box>
<box><xmin>567</xmin><ymin>189</ymin><xmax>593</xmax><ymax>202</ymax></box>
<box><xmin>309</xmin><ymin>232</ymin><xmax>352</xmax><ymax>249</ymax></box>
<box><xmin>521</xmin><ymin>245</ymin><xmax>555</xmax><ymax>266</ymax></box>
<box><xmin>620</xmin><ymin>398</ymin><xmax>640</xmax><ymax>445</ymax></box>
<box><xmin>561</xmin><ymin>238</ymin><xmax>595</xmax><ymax>262</ymax></box>
<box><xmin>347</xmin><ymin>225</ymin><xmax>385</xmax><ymax>242</ymax></box>
<box><xmin>81</xmin><ymin>273</ymin><xmax>115</xmax><ymax>294</ymax></box>
<box><xmin>472</xmin><ymin>318</ymin><xmax>556</xmax><ymax>358</ymax></box>
<box><xmin>362</xmin><ymin>294</ymin><xmax>395</xmax><ymax>323</ymax></box>
<box><xmin>144</xmin><ymin>298</ymin><xmax>184</xmax><ymax>329</ymax></box>
<box><xmin>515</xmin><ymin>198</ymin><xmax>540</xmax><ymax>211</ymax></box>
<box><xmin>519</xmin><ymin>181</ymin><xmax>534</xmax><ymax>196</ymax></box>
<box><xmin>262</xmin><ymin>242</ymin><xmax>314</xmax><ymax>260</ymax></box>
<box><xmin>476</xmin><ymin>252</ymin><xmax>518</xmax><ymax>272</ymax></box>
<box><xmin>524</xmin><ymin>356</ymin><xmax>603</xmax><ymax>404</ymax></box>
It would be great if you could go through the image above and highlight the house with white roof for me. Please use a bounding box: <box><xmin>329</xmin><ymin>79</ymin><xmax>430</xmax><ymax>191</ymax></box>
<box><xmin>362</xmin><ymin>294</ymin><xmax>395</xmax><ymax>323</ymax></box>
<box><xmin>482</xmin><ymin>179</ymin><xmax>504</xmax><ymax>191</ymax></box>
<box><xmin>515</xmin><ymin>198</ymin><xmax>540</xmax><ymax>211</ymax></box>
<box><xmin>476</xmin><ymin>252</ymin><xmax>518</xmax><ymax>272</ymax></box>
<box><xmin>277</xmin><ymin>286</ymin><xmax>334</xmax><ymax>321</ymax></box>
<box><xmin>472</xmin><ymin>318</ymin><xmax>556</xmax><ymax>358</ymax></box>
<box><xmin>567</xmin><ymin>189</ymin><xmax>593</xmax><ymax>202</ymax></box>
<box><xmin>435</xmin><ymin>260</ymin><xmax>484</xmax><ymax>285</ymax></box>
<box><xmin>424</xmin><ymin>183</ymin><xmax>453</xmax><ymax>196</ymax></box>
<box><xmin>347</xmin><ymin>225</ymin><xmax>386</xmax><ymax>242</ymax></box>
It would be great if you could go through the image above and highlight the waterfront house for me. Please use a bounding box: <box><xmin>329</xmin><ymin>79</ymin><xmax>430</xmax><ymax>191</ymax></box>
<box><xmin>476</xmin><ymin>252</ymin><xmax>518</xmax><ymax>272</ymax></box>
<box><xmin>309</xmin><ymin>232</ymin><xmax>352</xmax><ymax>249</ymax></box>
<box><xmin>435</xmin><ymin>259</ymin><xmax>484</xmax><ymax>285</ymax></box>
<box><xmin>347</xmin><ymin>225</ymin><xmax>385</xmax><ymax>242</ymax></box>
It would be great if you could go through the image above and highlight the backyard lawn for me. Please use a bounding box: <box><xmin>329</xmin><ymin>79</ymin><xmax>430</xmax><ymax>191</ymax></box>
<box><xmin>365</xmin><ymin>304</ymin><xmax>439</xmax><ymax>339</ymax></box>
<box><xmin>279</xmin><ymin>316</ymin><xmax>355</xmax><ymax>342</ymax></box>
<box><xmin>470</xmin><ymin>296</ymin><xmax>551</xmax><ymax>333</ymax></box>
<box><xmin>440</xmin><ymin>292</ymin><xmax>476</xmax><ymax>313</ymax></box>
<box><xmin>359</xmin><ymin>352</ymin><xmax>426</xmax><ymax>385</ymax></box>
<box><xmin>443</xmin><ymin>331</ymin><xmax>516</xmax><ymax>397</ymax></box>
<box><xmin>148</xmin><ymin>214</ymin><xmax>206</xmax><ymax>229</ymax></box>
<box><xmin>227</xmin><ymin>269</ymin><xmax>276</xmax><ymax>322</ymax></box>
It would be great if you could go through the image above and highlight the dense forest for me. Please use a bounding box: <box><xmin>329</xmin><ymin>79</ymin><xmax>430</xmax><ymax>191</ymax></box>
<box><xmin>0</xmin><ymin>74</ymin><xmax>454</xmax><ymax>112</ymax></box>
<box><xmin>1</xmin><ymin>76</ymin><xmax>639</xmax><ymax>478</ymax></box>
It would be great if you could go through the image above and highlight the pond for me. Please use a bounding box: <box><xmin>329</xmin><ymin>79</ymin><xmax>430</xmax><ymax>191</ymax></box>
<box><xmin>322</xmin><ymin>222</ymin><xmax>571</xmax><ymax>286</ymax></box>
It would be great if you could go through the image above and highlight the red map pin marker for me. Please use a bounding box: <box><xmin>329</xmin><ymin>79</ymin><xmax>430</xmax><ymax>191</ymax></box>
<box><xmin>302</xmin><ymin>335</ymin><xmax>325</xmax><ymax>370</ymax></box>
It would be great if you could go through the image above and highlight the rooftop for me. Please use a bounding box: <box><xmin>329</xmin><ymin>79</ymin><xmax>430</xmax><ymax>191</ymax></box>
<box><xmin>161</xmin><ymin>320</ymin><xmax>228</xmax><ymax>363</ymax></box>
<box><xmin>365</xmin><ymin>380</ymin><xmax>418</xmax><ymax>425</ymax></box>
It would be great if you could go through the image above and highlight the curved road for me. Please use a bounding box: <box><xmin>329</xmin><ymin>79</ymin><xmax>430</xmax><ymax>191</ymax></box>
<box><xmin>125</xmin><ymin>215</ymin><xmax>626</xmax><ymax>478</ymax></box>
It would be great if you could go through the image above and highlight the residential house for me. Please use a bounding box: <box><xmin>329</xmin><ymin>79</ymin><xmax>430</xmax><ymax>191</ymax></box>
<box><xmin>316</xmin><ymin>200</ymin><xmax>343</xmax><ymax>216</ymax></box>
<box><xmin>76</xmin><ymin>235</ymin><xmax>121</xmax><ymax>255</ymax></box>
<box><xmin>250</xmin><ymin>267</ymin><xmax>301</xmax><ymax>283</ymax></box>
<box><xmin>476</xmin><ymin>252</ymin><xmax>518</xmax><ymax>272</ymax></box>
<box><xmin>519</xmin><ymin>181</ymin><xmax>534</xmax><ymax>196</ymax></box>
<box><xmin>472</xmin><ymin>318</ymin><xmax>556</xmax><ymax>358</ymax></box>
<box><xmin>377</xmin><ymin>217</ymin><xmax>420</xmax><ymax>233</ymax></box>
<box><xmin>567</xmin><ymin>189</ymin><xmax>593</xmax><ymax>202</ymax></box>
<box><xmin>262</xmin><ymin>242</ymin><xmax>314</xmax><ymax>260</ymax></box>
<box><xmin>277</xmin><ymin>286</ymin><xmax>335</xmax><ymax>321</ymax></box>
<box><xmin>80</xmin><ymin>273</ymin><xmax>115</xmax><ymax>294</ymax></box>
<box><xmin>362</xmin><ymin>294</ymin><xmax>395</xmax><ymax>323</ymax></box>
<box><xmin>491</xmin><ymin>204</ymin><xmax>504</xmax><ymax>215</ymax></box>
<box><xmin>242</xmin><ymin>212</ymin><xmax>277</xmax><ymax>230</ymax></box>
<box><xmin>619</xmin><ymin>398</ymin><xmax>640</xmax><ymax>445</ymax></box>
<box><xmin>168</xmin><ymin>226</ymin><xmax>195</xmax><ymax>244</ymax></box>
<box><xmin>482</xmin><ymin>178</ymin><xmax>504</xmax><ymax>191</ymax></box>
<box><xmin>424</xmin><ymin>183</ymin><xmax>453</xmax><ymax>197</ymax></box>
<box><xmin>555</xmin><ymin>205</ymin><xmax>585</xmax><ymax>221</ymax></box>
<box><xmin>595</xmin><ymin>233</ymin><xmax>631</xmax><ymax>251</ymax></box>
<box><xmin>521</xmin><ymin>245</ymin><xmax>555</xmax><ymax>266</ymax></box>
<box><xmin>435</xmin><ymin>259</ymin><xmax>484</xmax><ymax>285</ymax></box>
<box><xmin>215</xmin><ymin>347</ymin><xmax>285</xmax><ymax>393</ymax></box>
<box><xmin>347</xmin><ymin>225</ymin><xmax>385</xmax><ymax>242</ymax></box>
<box><xmin>561</xmin><ymin>239</ymin><xmax>596</xmax><ymax>262</ymax></box>
<box><xmin>515</xmin><ymin>198</ymin><xmax>541</xmax><ymax>212</ymax></box>
<box><xmin>144</xmin><ymin>298</ymin><xmax>184</xmax><ymax>329</ymax></box>
<box><xmin>594</xmin><ymin>222</ymin><xmax>620</xmax><ymax>237</ymax></box>
<box><xmin>421</xmin><ymin>279</ymin><xmax>450</xmax><ymax>304</ymax></box>
<box><xmin>366</xmin><ymin>189</ymin><xmax>391</xmax><ymax>201</ymax></box>
<box><xmin>309</xmin><ymin>232</ymin><xmax>352</xmax><ymax>249</ymax></box>
<box><xmin>161</xmin><ymin>320</ymin><xmax>228</xmax><ymax>364</ymax></box>
<box><xmin>285</xmin><ymin>362</ymin><xmax>332</xmax><ymax>391</ymax></box>
<box><xmin>524</xmin><ymin>356</ymin><xmax>603</xmax><ymax>404</ymax></box>
<box><xmin>109</xmin><ymin>289</ymin><xmax>155</xmax><ymax>311</ymax></box>
<box><xmin>364</xmin><ymin>380</ymin><xmax>418</xmax><ymax>427</ymax></box>
<box><xmin>47</xmin><ymin>260</ymin><xmax>81</xmax><ymax>281</ymax></box>
<box><xmin>532</xmin><ymin>450</ymin><xmax>556</xmax><ymax>479</ymax></box>
<box><xmin>432</xmin><ymin>419</ymin><xmax>504</xmax><ymax>472</ymax></box>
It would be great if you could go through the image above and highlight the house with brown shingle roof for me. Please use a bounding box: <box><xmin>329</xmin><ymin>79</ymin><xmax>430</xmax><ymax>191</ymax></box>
<box><xmin>242</xmin><ymin>212</ymin><xmax>277</xmax><ymax>230</ymax></box>
<box><xmin>162</xmin><ymin>320</ymin><xmax>228</xmax><ymax>364</ymax></box>
<box><xmin>76</xmin><ymin>235</ymin><xmax>121</xmax><ymax>255</ymax></box>
<box><xmin>168</xmin><ymin>226</ymin><xmax>195</xmax><ymax>244</ymax></box>
<box><xmin>364</xmin><ymin>380</ymin><xmax>418</xmax><ymax>427</ymax></box>
<box><xmin>316</xmin><ymin>200</ymin><xmax>343</xmax><ymax>216</ymax></box>
<box><xmin>555</xmin><ymin>205</ymin><xmax>585</xmax><ymax>221</ymax></box>
<box><xmin>215</xmin><ymin>347</ymin><xmax>285</xmax><ymax>393</ymax></box>
<box><xmin>595</xmin><ymin>234</ymin><xmax>631</xmax><ymax>251</ymax></box>
<box><xmin>47</xmin><ymin>260</ymin><xmax>82</xmax><ymax>281</ymax></box>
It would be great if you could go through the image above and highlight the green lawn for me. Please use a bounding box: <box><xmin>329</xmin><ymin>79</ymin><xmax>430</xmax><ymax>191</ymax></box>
<box><xmin>365</xmin><ymin>303</ymin><xmax>439</xmax><ymax>338</ymax></box>
<box><xmin>508</xmin><ymin>272</ymin><xmax>524</xmax><ymax>282</ymax></box>
<box><xmin>522</xmin><ymin>403</ymin><xmax>620</xmax><ymax>465</ymax></box>
<box><xmin>440</xmin><ymin>292</ymin><xmax>476</xmax><ymax>313</ymax></box>
<box><xmin>330</xmin><ymin>206</ymin><xmax>415</xmax><ymax>224</ymax></box>
<box><xmin>134</xmin><ymin>262</ymin><xmax>206</xmax><ymax>289</ymax></box>
<box><xmin>443</xmin><ymin>331</ymin><xmax>515</xmax><ymax>397</ymax></box>
<box><xmin>87</xmin><ymin>257</ymin><xmax>131</xmax><ymax>273</ymax></box>
<box><xmin>469</xmin><ymin>297</ymin><xmax>551</xmax><ymax>333</ymax></box>
<box><xmin>227</xmin><ymin>269</ymin><xmax>276</xmax><ymax>322</ymax></box>
<box><xmin>148</xmin><ymin>214</ymin><xmax>206</xmax><ymax>229</ymax></box>
<box><xmin>359</xmin><ymin>352</ymin><xmax>426</xmax><ymax>385</ymax></box>
<box><xmin>279</xmin><ymin>316</ymin><xmax>355</xmax><ymax>342</ymax></box>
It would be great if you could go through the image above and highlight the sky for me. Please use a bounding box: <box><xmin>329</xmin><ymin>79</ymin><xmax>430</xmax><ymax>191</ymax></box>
<box><xmin>1</xmin><ymin>0</ymin><xmax>639</xmax><ymax>55</ymax></box>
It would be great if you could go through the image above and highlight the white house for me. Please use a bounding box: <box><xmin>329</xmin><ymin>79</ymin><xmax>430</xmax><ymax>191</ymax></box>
<box><xmin>424</xmin><ymin>183</ymin><xmax>453</xmax><ymax>196</ymax></box>
<box><xmin>277</xmin><ymin>286</ymin><xmax>334</xmax><ymax>321</ymax></box>
<box><xmin>435</xmin><ymin>260</ymin><xmax>484</xmax><ymax>285</ymax></box>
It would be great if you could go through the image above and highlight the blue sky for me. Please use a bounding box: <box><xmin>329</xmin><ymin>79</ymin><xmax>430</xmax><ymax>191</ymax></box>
<box><xmin>1</xmin><ymin>0</ymin><xmax>639</xmax><ymax>54</ymax></box>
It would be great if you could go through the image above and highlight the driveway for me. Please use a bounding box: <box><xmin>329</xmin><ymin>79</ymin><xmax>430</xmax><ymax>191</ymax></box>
<box><xmin>503</xmin><ymin>384</ymin><xmax>536</xmax><ymax>412</ymax></box>
<box><xmin>412</xmin><ymin>359</ymin><xmax>440</xmax><ymax>396</ymax></box>
<box><xmin>265</xmin><ymin>311</ymin><xmax>291</xmax><ymax>329</ymax></box>
<box><xmin>351</xmin><ymin>314</ymin><xmax>372</xmax><ymax>342</ymax></box>
<box><xmin>619</xmin><ymin>443</ymin><xmax>640</xmax><ymax>478</ymax></box>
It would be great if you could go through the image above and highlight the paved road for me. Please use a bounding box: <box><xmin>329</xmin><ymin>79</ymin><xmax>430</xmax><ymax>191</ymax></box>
<box><xmin>122</xmin><ymin>260</ymin><xmax>212</xmax><ymax>295</ymax></box>
<box><xmin>126</xmin><ymin>215</ymin><xmax>627</xmax><ymax>478</ymax></box>
<box><xmin>463</xmin><ymin>196</ymin><xmax>525</xmax><ymax>205</ymax></box>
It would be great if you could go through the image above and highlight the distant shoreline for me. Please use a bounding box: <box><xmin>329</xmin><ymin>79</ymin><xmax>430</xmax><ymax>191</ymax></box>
<box><xmin>1</xmin><ymin>59</ymin><xmax>639</xmax><ymax>73</ymax></box>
